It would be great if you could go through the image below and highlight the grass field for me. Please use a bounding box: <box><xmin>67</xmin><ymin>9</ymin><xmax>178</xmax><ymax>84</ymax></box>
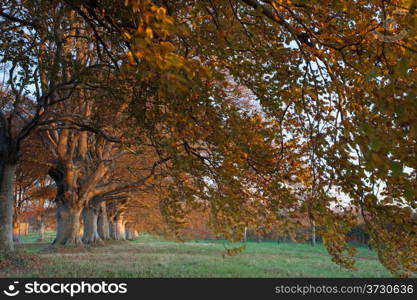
<box><xmin>0</xmin><ymin>233</ymin><xmax>395</xmax><ymax>277</ymax></box>
<box><xmin>0</xmin><ymin>233</ymin><xmax>390</xmax><ymax>277</ymax></box>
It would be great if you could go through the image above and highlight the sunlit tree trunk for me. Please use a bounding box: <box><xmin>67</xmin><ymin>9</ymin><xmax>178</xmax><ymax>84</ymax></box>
<box><xmin>49</xmin><ymin>155</ymin><xmax>95</xmax><ymax>246</ymax></box>
<box><xmin>112</xmin><ymin>215</ymin><xmax>126</xmax><ymax>240</ymax></box>
<box><xmin>50</xmin><ymin>162</ymin><xmax>83</xmax><ymax>246</ymax></box>
<box><xmin>311</xmin><ymin>220</ymin><xmax>316</xmax><ymax>246</ymax></box>
<box><xmin>12</xmin><ymin>215</ymin><xmax>20</xmax><ymax>243</ymax></box>
<box><xmin>37</xmin><ymin>217</ymin><xmax>45</xmax><ymax>242</ymax></box>
<box><xmin>97</xmin><ymin>202</ymin><xmax>110</xmax><ymax>240</ymax></box>
<box><xmin>82</xmin><ymin>206</ymin><xmax>102</xmax><ymax>244</ymax></box>
<box><xmin>125</xmin><ymin>224</ymin><xmax>137</xmax><ymax>240</ymax></box>
<box><xmin>109</xmin><ymin>220</ymin><xmax>116</xmax><ymax>239</ymax></box>
<box><xmin>126</xmin><ymin>227</ymin><xmax>133</xmax><ymax>240</ymax></box>
<box><xmin>133</xmin><ymin>230</ymin><xmax>139</xmax><ymax>239</ymax></box>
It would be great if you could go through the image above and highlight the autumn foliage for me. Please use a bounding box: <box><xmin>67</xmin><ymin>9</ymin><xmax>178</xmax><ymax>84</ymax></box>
<box><xmin>0</xmin><ymin>0</ymin><xmax>416</xmax><ymax>277</ymax></box>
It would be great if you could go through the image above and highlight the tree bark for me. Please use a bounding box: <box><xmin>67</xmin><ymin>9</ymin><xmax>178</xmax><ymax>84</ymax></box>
<box><xmin>52</xmin><ymin>202</ymin><xmax>82</xmax><ymax>246</ymax></box>
<box><xmin>37</xmin><ymin>217</ymin><xmax>45</xmax><ymax>242</ymax></box>
<box><xmin>126</xmin><ymin>227</ymin><xmax>133</xmax><ymax>240</ymax></box>
<box><xmin>120</xmin><ymin>219</ymin><xmax>127</xmax><ymax>240</ymax></box>
<box><xmin>0</xmin><ymin>163</ymin><xmax>16</xmax><ymax>252</ymax></box>
<box><xmin>109</xmin><ymin>220</ymin><xmax>116</xmax><ymax>239</ymax></box>
<box><xmin>49</xmin><ymin>163</ymin><xmax>84</xmax><ymax>246</ymax></box>
<box><xmin>97</xmin><ymin>202</ymin><xmax>110</xmax><ymax>240</ymax></box>
<box><xmin>311</xmin><ymin>220</ymin><xmax>316</xmax><ymax>246</ymax></box>
<box><xmin>82</xmin><ymin>206</ymin><xmax>102</xmax><ymax>244</ymax></box>
<box><xmin>125</xmin><ymin>225</ymin><xmax>137</xmax><ymax>240</ymax></box>
<box><xmin>112</xmin><ymin>215</ymin><xmax>126</xmax><ymax>240</ymax></box>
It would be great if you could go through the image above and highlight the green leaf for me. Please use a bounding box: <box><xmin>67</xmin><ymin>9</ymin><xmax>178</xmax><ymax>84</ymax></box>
<box><xmin>395</xmin><ymin>58</ymin><xmax>409</xmax><ymax>76</ymax></box>
<box><xmin>389</xmin><ymin>161</ymin><xmax>403</xmax><ymax>176</ymax></box>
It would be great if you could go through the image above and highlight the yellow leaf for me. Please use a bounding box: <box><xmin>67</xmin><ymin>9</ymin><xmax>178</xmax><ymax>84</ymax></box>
<box><xmin>145</xmin><ymin>27</ymin><xmax>153</xmax><ymax>39</ymax></box>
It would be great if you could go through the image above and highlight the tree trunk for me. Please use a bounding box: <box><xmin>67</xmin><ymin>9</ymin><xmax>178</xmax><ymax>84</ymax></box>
<box><xmin>0</xmin><ymin>163</ymin><xmax>16</xmax><ymax>252</ymax></box>
<box><xmin>121</xmin><ymin>220</ymin><xmax>127</xmax><ymax>240</ymax></box>
<box><xmin>97</xmin><ymin>202</ymin><xmax>110</xmax><ymax>240</ymax></box>
<box><xmin>113</xmin><ymin>216</ymin><xmax>126</xmax><ymax>240</ymax></box>
<box><xmin>13</xmin><ymin>232</ymin><xmax>20</xmax><ymax>243</ymax></box>
<box><xmin>49</xmin><ymin>162</ymin><xmax>84</xmax><ymax>246</ymax></box>
<box><xmin>133</xmin><ymin>230</ymin><xmax>139</xmax><ymax>239</ymax></box>
<box><xmin>109</xmin><ymin>220</ymin><xmax>116</xmax><ymax>239</ymax></box>
<box><xmin>37</xmin><ymin>217</ymin><xmax>45</xmax><ymax>242</ymax></box>
<box><xmin>52</xmin><ymin>202</ymin><xmax>82</xmax><ymax>246</ymax></box>
<box><xmin>82</xmin><ymin>206</ymin><xmax>102</xmax><ymax>244</ymax></box>
<box><xmin>125</xmin><ymin>225</ymin><xmax>137</xmax><ymax>240</ymax></box>
<box><xmin>126</xmin><ymin>227</ymin><xmax>133</xmax><ymax>240</ymax></box>
<box><xmin>311</xmin><ymin>220</ymin><xmax>316</xmax><ymax>246</ymax></box>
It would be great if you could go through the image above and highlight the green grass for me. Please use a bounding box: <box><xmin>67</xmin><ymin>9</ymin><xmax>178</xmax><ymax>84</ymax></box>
<box><xmin>17</xmin><ymin>231</ymin><xmax>56</xmax><ymax>244</ymax></box>
<box><xmin>0</xmin><ymin>233</ymin><xmax>394</xmax><ymax>277</ymax></box>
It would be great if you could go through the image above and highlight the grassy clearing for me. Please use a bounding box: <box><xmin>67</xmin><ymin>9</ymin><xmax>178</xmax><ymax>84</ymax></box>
<box><xmin>0</xmin><ymin>234</ymin><xmax>394</xmax><ymax>277</ymax></box>
<box><xmin>18</xmin><ymin>231</ymin><xmax>56</xmax><ymax>244</ymax></box>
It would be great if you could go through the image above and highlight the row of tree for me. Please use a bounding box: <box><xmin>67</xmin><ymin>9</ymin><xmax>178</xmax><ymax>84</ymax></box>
<box><xmin>1</xmin><ymin>0</ymin><xmax>416</xmax><ymax>276</ymax></box>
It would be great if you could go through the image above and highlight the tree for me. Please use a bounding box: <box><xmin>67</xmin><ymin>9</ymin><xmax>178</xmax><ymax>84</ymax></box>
<box><xmin>13</xmin><ymin>131</ymin><xmax>52</xmax><ymax>242</ymax></box>
<box><xmin>88</xmin><ymin>0</ymin><xmax>416</xmax><ymax>275</ymax></box>
<box><xmin>0</xmin><ymin>0</ymin><xmax>121</xmax><ymax>251</ymax></box>
<box><xmin>1</xmin><ymin>0</ymin><xmax>416</xmax><ymax>276</ymax></box>
<box><xmin>28</xmin><ymin>181</ymin><xmax>55</xmax><ymax>242</ymax></box>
